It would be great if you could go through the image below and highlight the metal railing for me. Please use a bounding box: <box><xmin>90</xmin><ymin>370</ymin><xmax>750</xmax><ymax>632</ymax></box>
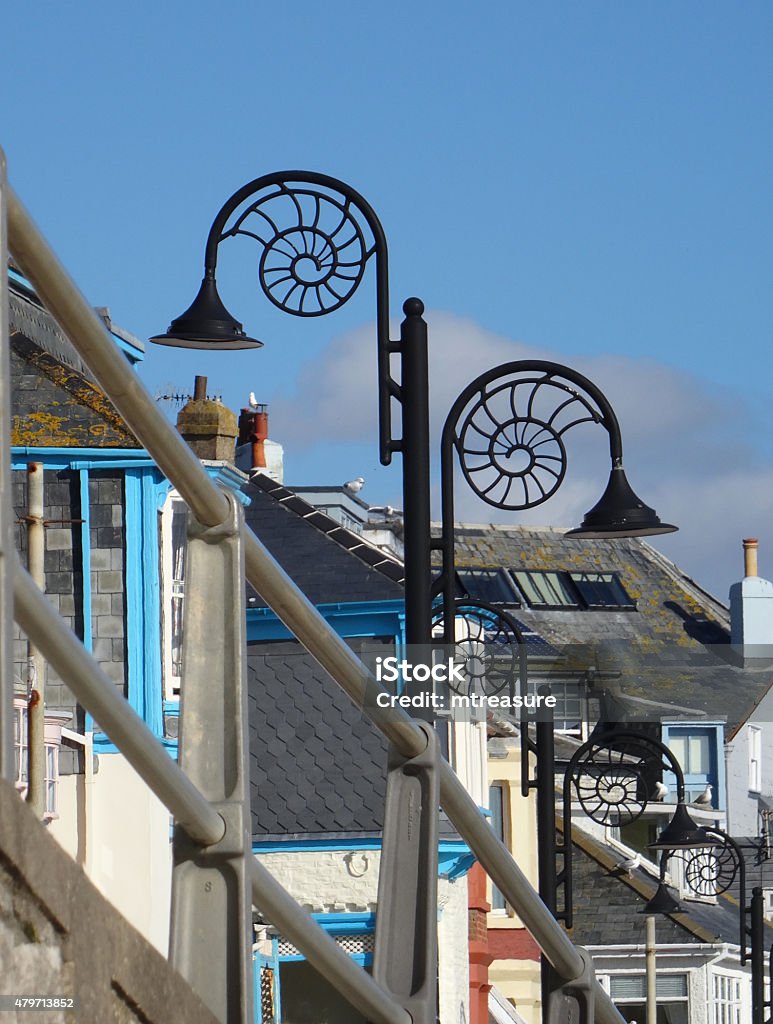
<box><xmin>0</xmin><ymin>149</ymin><xmax>625</xmax><ymax>1024</ymax></box>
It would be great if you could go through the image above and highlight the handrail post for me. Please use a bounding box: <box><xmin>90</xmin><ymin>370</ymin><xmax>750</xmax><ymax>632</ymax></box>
<box><xmin>170</xmin><ymin>490</ymin><xmax>254</xmax><ymax>1024</ymax></box>
<box><xmin>0</xmin><ymin>148</ymin><xmax>13</xmax><ymax>782</ymax></box>
<box><xmin>373</xmin><ymin>722</ymin><xmax>440</xmax><ymax>1024</ymax></box>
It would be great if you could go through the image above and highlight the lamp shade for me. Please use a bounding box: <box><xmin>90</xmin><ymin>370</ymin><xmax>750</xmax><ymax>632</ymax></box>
<box><xmin>639</xmin><ymin>881</ymin><xmax>682</xmax><ymax>916</ymax></box>
<box><xmin>648</xmin><ymin>802</ymin><xmax>719</xmax><ymax>851</ymax></box>
<box><xmin>149</xmin><ymin>277</ymin><xmax>263</xmax><ymax>350</ymax></box>
<box><xmin>567</xmin><ymin>467</ymin><xmax>677</xmax><ymax>539</ymax></box>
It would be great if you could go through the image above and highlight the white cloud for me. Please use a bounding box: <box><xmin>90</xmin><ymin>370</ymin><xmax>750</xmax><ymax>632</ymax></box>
<box><xmin>270</xmin><ymin>311</ymin><xmax>773</xmax><ymax>599</ymax></box>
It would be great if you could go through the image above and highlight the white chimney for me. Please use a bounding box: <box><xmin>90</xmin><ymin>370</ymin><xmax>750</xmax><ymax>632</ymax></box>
<box><xmin>729</xmin><ymin>539</ymin><xmax>773</xmax><ymax>657</ymax></box>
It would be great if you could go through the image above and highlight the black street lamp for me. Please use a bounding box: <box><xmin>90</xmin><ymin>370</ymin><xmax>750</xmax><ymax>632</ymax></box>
<box><xmin>561</xmin><ymin>730</ymin><xmax>720</xmax><ymax>926</ymax></box>
<box><xmin>427</xmin><ymin>359</ymin><xmax>677</xmax><ymax>1020</ymax></box>
<box><xmin>675</xmin><ymin>827</ymin><xmax>773</xmax><ymax>1023</ymax></box>
<box><xmin>151</xmin><ymin>171</ymin><xmax>443</xmax><ymax>1023</ymax></box>
<box><xmin>150</xmin><ymin>171</ymin><xmax>435</xmax><ymax>661</ymax></box>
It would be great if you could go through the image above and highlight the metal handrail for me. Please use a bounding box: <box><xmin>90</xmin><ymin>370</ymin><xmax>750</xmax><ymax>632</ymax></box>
<box><xmin>6</xmin><ymin>182</ymin><xmax>625</xmax><ymax>1024</ymax></box>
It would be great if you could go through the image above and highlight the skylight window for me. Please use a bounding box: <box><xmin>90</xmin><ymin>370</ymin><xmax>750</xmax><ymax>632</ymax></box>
<box><xmin>457</xmin><ymin>568</ymin><xmax>521</xmax><ymax>606</ymax></box>
<box><xmin>569</xmin><ymin>572</ymin><xmax>636</xmax><ymax>610</ymax></box>
<box><xmin>511</xmin><ymin>571</ymin><xmax>579</xmax><ymax>609</ymax></box>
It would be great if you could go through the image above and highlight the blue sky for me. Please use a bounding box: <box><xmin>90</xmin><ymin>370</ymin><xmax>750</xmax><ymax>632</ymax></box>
<box><xmin>3</xmin><ymin>3</ymin><xmax>773</xmax><ymax>596</ymax></box>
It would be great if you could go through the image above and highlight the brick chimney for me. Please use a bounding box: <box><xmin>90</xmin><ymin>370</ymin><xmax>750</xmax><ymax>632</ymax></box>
<box><xmin>730</xmin><ymin>539</ymin><xmax>773</xmax><ymax>658</ymax></box>
<box><xmin>235</xmin><ymin>398</ymin><xmax>284</xmax><ymax>482</ymax></box>
<box><xmin>237</xmin><ymin>404</ymin><xmax>268</xmax><ymax>471</ymax></box>
<box><xmin>176</xmin><ymin>376</ymin><xmax>237</xmax><ymax>462</ymax></box>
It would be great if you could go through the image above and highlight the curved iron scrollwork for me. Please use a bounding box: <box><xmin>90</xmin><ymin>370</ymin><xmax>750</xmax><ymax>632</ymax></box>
<box><xmin>446</xmin><ymin>365</ymin><xmax>616</xmax><ymax>512</ymax></box>
<box><xmin>565</xmin><ymin>733</ymin><xmax>668</xmax><ymax>828</ymax></box>
<box><xmin>674</xmin><ymin>842</ymin><xmax>738</xmax><ymax>897</ymax></box>
<box><xmin>219</xmin><ymin>182</ymin><xmax>373</xmax><ymax>317</ymax></box>
<box><xmin>431</xmin><ymin>599</ymin><xmax>526</xmax><ymax>698</ymax></box>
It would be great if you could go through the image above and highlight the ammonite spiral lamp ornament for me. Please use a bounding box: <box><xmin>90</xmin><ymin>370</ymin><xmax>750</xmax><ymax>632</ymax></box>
<box><xmin>433</xmin><ymin>361</ymin><xmax>677</xmax><ymax>645</ymax></box>
<box><xmin>430</xmin><ymin>599</ymin><xmax>527</xmax><ymax>698</ymax></box>
<box><xmin>557</xmin><ymin>729</ymin><xmax>720</xmax><ymax>929</ymax></box>
<box><xmin>150</xmin><ymin>170</ymin><xmax>435</xmax><ymax>653</ymax></box>
<box><xmin>149</xmin><ymin>171</ymin><xmax>401</xmax><ymax>466</ymax></box>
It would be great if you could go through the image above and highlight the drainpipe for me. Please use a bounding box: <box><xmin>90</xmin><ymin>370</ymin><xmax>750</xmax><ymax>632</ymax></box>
<box><xmin>645</xmin><ymin>916</ymin><xmax>656</xmax><ymax>1024</ymax></box>
<box><xmin>25</xmin><ymin>461</ymin><xmax>46</xmax><ymax>817</ymax></box>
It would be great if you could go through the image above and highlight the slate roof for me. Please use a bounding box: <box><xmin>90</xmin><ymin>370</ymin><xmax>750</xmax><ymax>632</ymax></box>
<box><xmin>563</xmin><ymin>822</ymin><xmax>772</xmax><ymax>949</ymax></box>
<box><xmin>248</xmin><ymin>638</ymin><xmax>389</xmax><ymax>841</ymax></box>
<box><xmin>244</xmin><ymin>474</ymin><xmax>404</xmax><ymax>606</ymax></box>
<box><xmin>438</xmin><ymin>524</ymin><xmax>773</xmax><ymax>733</ymax></box>
<box><xmin>243</xmin><ymin>481</ymin><xmax>402</xmax><ymax>841</ymax></box>
<box><xmin>247</xmin><ymin>636</ymin><xmax>460</xmax><ymax>842</ymax></box>
<box><xmin>9</xmin><ymin>275</ymin><xmax>140</xmax><ymax>448</ymax></box>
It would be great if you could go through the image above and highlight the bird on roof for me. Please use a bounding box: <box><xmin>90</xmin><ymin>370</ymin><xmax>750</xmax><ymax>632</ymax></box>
<box><xmin>693</xmin><ymin>784</ymin><xmax>713</xmax><ymax>807</ymax></box>
<box><xmin>248</xmin><ymin>391</ymin><xmax>259</xmax><ymax>409</ymax></box>
<box><xmin>344</xmin><ymin>477</ymin><xmax>365</xmax><ymax>493</ymax></box>
<box><xmin>616</xmin><ymin>853</ymin><xmax>640</xmax><ymax>878</ymax></box>
<box><xmin>653</xmin><ymin>781</ymin><xmax>669</xmax><ymax>801</ymax></box>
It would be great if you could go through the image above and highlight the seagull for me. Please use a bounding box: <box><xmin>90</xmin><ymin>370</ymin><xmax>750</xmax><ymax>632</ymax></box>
<box><xmin>693</xmin><ymin>784</ymin><xmax>713</xmax><ymax>808</ymax></box>
<box><xmin>344</xmin><ymin>477</ymin><xmax>365</xmax><ymax>493</ymax></box>
<box><xmin>617</xmin><ymin>853</ymin><xmax>641</xmax><ymax>878</ymax></box>
<box><xmin>248</xmin><ymin>392</ymin><xmax>259</xmax><ymax>410</ymax></box>
<box><xmin>653</xmin><ymin>781</ymin><xmax>669</xmax><ymax>801</ymax></box>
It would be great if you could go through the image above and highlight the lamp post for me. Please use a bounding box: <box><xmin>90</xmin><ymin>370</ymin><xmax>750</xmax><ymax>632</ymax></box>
<box><xmin>561</xmin><ymin>730</ymin><xmax>720</xmax><ymax>926</ymax></box>
<box><xmin>427</xmin><ymin>360</ymin><xmax>677</xmax><ymax>1020</ymax></box>
<box><xmin>151</xmin><ymin>171</ymin><xmax>441</xmax><ymax>1023</ymax></box>
<box><xmin>675</xmin><ymin>826</ymin><xmax>772</xmax><ymax>1024</ymax></box>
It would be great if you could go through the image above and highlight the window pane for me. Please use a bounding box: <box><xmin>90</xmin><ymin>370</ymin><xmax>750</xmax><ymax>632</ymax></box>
<box><xmin>569</xmin><ymin>572</ymin><xmax>635</xmax><ymax>609</ymax></box>
<box><xmin>489</xmin><ymin>784</ymin><xmax>506</xmax><ymax>910</ymax></box>
<box><xmin>688</xmin><ymin>734</ymin><xmax>710</xmax><ymax>773</ymax></box>
<box><xmin>611</xmin><ymin>976</ymin><xmax>646</xmax><ymax>999</ymax></box>
<box><xmin>458</xmin><ymin>569</ymin><xmax>519</xmax><ymax>605</ymax></box>
<box><xmin>512</xmin><ymin>571</ymin><xmax>578</xmax><ymax>608</ymax></box>
<box><xmin>610</xmin><ymin>975</ymin><xmax>687</xmax><ymax>999</ymax></box>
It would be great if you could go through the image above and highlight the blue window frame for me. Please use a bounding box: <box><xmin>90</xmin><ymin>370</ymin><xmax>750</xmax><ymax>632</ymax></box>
<box><xmin>662</xmin><ymin>722</ymin><xmax>725</xmax><ymax>811</ymax></box>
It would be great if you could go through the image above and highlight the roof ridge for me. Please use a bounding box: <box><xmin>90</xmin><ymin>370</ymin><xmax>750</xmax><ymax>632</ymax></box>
<box><xmin>248</xmin><ymin>473</ymin><xmax>405</xmax><ymax>585</ymax></box>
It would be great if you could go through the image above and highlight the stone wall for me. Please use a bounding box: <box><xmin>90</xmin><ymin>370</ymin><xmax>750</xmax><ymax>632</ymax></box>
<box><xmin>0</xmin><ymin>778</ymin><xmax>218</xmax><ymax>1024</ymax></box>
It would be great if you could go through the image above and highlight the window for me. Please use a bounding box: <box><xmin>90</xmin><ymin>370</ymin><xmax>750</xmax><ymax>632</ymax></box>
<box><xmin>712</xmin><ymin>972</ymin><xmax>743</xmax><ymax>1024</ymax></box>
<box><xmin>569</xmin><ymin>572</ymin><xmax>635</xmax><ymax>610</ymax></box>
<box><xmin>609</xmin><ymin>973</ymin><xmax>688</xmax><ymax>1023</ymax></box>
<box><xmin>509</xmin><ymin>569</ymin><xmax>635</xmax><ymax>611</ymax></box>
<box><xmin>160</xmin><ymin>493</ymin><xmax>188</xmax><ymax>700</ymax></box>
<box><xmin>457</xmin><ymin>568</ymin><xmax>521</xmax><ymax>606</ymax></box>
<box><xmin>749</xmin><ymin>726</ymin><xmax>762</xmax><ymax>793</ymax></box>
<box><xmin>664</xmin><ymin>724</ymin><xmax>722</xmax><ymax>807</ymax></box>
<box><xmin>511</xmin><ymin>571</ymin><xmax>579</xmax><ymax>608</ymax></box>
<box><xmin>489</xmin><ymin>783</ymin><xmax>508</xmax><ymax>911</ymax></box>
<box><xmin>528</xmin><ymin>678</ymin><xmax>585</xmax><ymax>735</ymax></box>
<box><xmin>13</xmin><ymin>698</ymin><xmax>64</xmax><ymax>820</ymax></box>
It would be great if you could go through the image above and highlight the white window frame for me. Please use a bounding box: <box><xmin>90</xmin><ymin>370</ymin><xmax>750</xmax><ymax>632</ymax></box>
<box><xmin>711</xmin><ymin>970</ymin><xmax>744</xmax><ymax>1024</ymax></box>
<box><xmin>749</xmin><ymin>725</ymin><xmax>762</xmax><ymax>793</ymax></box>
<box><xmin>160</xmin><ymin>491</ymin><xmax>188</xmax><ymax>702</ymax></box>
<box><xmin>13</xmin><ymin>697</ymin><xmax>64</xmax><ymax>821</ymax></box>
<box><xmin>605</xmin><ymin>971</ymin><xmax>689</xmax><ymax>1021</ymax></box>
<box><xmin>488</xmin><ymin>781</ymin><xmax>509</xmax><ymax>914</ymax></box>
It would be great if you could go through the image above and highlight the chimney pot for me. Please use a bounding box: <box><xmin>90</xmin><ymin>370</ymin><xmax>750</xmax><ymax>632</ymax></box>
<box><xmin>743</xmin><ymin>538</ymin><xmax>759</xmax><ymax>579</ymax></box>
